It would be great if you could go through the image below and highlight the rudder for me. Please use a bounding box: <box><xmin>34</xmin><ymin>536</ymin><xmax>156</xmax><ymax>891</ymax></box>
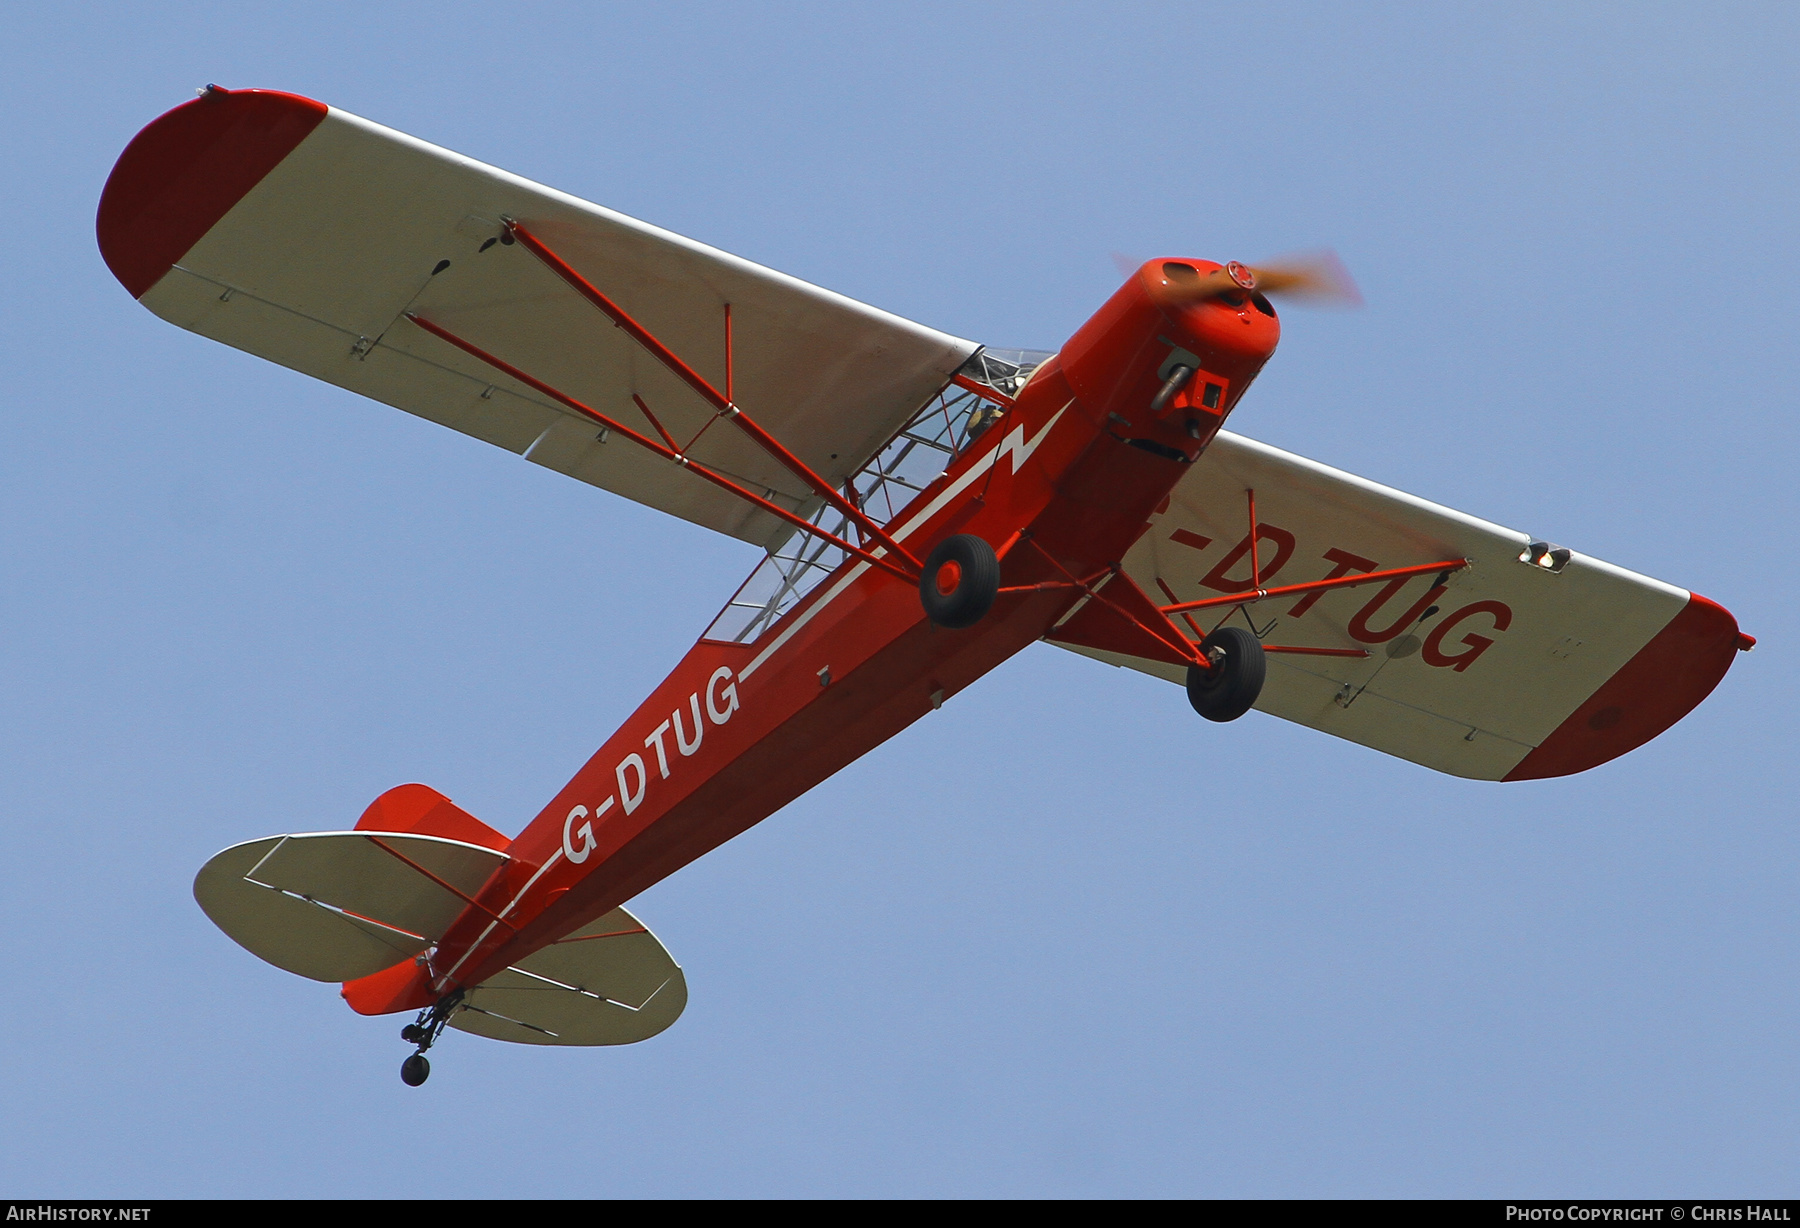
<box><xmin>356</xmin><ymin>783</ymin><xmax>509</xmax><ymax>852</ymax></box>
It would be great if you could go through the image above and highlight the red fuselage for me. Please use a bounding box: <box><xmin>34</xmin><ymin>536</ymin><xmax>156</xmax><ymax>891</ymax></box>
<box><xmin>348</xmin><ymin>261</ymin><xmax>1282</xmax><ymax>1014</ymax></box>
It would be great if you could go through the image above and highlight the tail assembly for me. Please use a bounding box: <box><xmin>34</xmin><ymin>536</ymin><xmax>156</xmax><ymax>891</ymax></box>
<box><xmin>194</xmin><ymin>784</ymin><xmax>686</xmax><ymax>1085</ymax></box>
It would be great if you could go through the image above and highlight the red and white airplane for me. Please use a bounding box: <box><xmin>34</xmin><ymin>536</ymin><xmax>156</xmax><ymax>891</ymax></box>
<box><xmin>100</xmin><ymin>87</ymin><xmax>1751</xmax><ymax>1086</ymax></box>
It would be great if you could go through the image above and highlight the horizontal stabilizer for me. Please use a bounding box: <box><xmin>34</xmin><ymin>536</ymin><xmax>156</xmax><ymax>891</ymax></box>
<box><xmin>448</xmin><ymin>908</ymin><xmax>686</xmax><ymax>1046</ymax></box>
<box><xmin>194</xmin><ymin>831</ymin><xmax>508</xmax><ymax>982</ymax></box>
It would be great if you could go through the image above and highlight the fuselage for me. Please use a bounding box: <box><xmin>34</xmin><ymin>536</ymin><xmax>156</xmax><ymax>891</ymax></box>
<box><xmin>349</xmin><ymin>260</ymin><xmax>1282</xmax><ymax>1013</ymax></box>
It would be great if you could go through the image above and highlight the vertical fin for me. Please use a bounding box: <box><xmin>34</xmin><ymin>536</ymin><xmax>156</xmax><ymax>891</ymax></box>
<box><xmin>355</xmin><ymin>783</ymin><xmax>510</xmax><ymax>852</ymax></box>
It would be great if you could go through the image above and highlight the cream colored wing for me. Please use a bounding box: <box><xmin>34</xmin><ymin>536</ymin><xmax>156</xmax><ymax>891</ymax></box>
<box><xmin>100</xmin><ymin>88</ymin><xmax>978</xmax><ymax>547</ymax></box>
<box><xmin>1051</xmin><ymin>430</ymin><xmax>1745</xmax><ymax>781</ymax></box>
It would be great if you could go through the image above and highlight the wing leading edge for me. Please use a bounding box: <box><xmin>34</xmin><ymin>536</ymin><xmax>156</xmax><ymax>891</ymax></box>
<box><xmin>98</xmin><ymin>87</ymin><xmax>979</xmax><ymax>547</ymax></box>
<box><xmin>1048</xmin><ymin>430</ymin><xmax>1747</xmax><ymax>781</ymax></box>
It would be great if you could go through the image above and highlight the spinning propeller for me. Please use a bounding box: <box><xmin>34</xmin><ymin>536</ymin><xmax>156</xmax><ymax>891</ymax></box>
<box><xmin>1116</xmin><ymin>250</ymin><xmax>1364</xmax><ymax>308</ymax></box>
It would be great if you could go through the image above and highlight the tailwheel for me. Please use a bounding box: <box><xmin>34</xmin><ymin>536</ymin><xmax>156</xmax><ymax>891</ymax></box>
<box><xmin>400</xmin><ymin>1054</ymin><xmax>431</xmax><ymax>1086</ymax></box>
<box><xmin>920</xmin><ymin>534</ymin><xmax>1000</xmax><ymax>629</ymax></box>
<box><xmin>1186</xmin><ymin>626</ymin><xmax>1266</xmax><ymax>722</ymax></box>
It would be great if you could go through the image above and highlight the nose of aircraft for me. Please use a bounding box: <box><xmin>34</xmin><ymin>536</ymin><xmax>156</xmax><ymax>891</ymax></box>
<box><xmin>1149</xmin><ymin>259</ymin><xmax>1285</xmax><ymax>374</ymax></box>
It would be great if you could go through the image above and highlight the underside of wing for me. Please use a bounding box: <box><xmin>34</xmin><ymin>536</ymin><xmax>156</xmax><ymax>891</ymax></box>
<box><xmin>449</xmin><ymin>907</ymin><xmax>686</xmax><ymax>1046</ymax></box>
<box><xmin>98</xmin><ymin>88</ymin><xmax>979</xmax><ymax>547</ymax></box>
<box><xmin>1049</xmin><ymin>431</ymin><xmax>1747</xmax><ymax>781</ymax></box>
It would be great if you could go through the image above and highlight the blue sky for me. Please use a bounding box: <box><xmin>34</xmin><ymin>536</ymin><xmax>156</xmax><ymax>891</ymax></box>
<box><xmin>2</xmin><ymin>1</ymin><xmax>1795</xmax><ymax>1197</ymax></box>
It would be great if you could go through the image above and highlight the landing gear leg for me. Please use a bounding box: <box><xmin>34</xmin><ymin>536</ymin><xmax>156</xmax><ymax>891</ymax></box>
<box><xmin>397</xmin><ymin>990</ymin><xmax>463</xmax><ymax>1087</ymax></box>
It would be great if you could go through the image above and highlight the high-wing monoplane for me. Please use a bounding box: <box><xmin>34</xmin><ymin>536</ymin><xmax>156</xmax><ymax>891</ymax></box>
<box><xmin>99</xmin><ymin>87</ymin><xmax>1751</xmax><ymax>1085</ymax></box>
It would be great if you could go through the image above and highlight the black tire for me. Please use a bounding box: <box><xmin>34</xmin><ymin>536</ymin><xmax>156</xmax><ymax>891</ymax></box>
<box><xmin>400</xmin><ymin>1024</ymin><xmax>422</xmax><ymax>1044</ymax></box>
<box><xmin>919</xmin><ymin>534</ymin><xmax>1000</xmax><ymax>629</ymax></box>
<box><xmin>400</xmin><ymin>1054</ymin><xmax>431</xmax><ymax>1087</ymax></box>
<box><xmin>1185</xmin><ymin>626</ymin><xmax>1266</xmax><ymax>722</ymax></box>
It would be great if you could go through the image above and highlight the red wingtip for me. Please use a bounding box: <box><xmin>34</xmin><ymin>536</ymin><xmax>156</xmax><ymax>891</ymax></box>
<box><xmin>96</xmin><ymin>85</ymin><xmax>327</xmax><ymax>299</ymax></box>
<box><xmin>1504</xmin><ymin>592</ymin><xmax>1745</xmax><ymax>781</ymax></box>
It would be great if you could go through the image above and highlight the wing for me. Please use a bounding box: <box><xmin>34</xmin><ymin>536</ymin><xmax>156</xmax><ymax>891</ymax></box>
<box><xmin>1048</xmin><ymin>430</ymin><xmax>1748</xmax><ymax>781</ymax></box>
<box><xmin>98</xmin><ymin>87</ymin><xmax>978</xmax><ymax>547</ymax></box>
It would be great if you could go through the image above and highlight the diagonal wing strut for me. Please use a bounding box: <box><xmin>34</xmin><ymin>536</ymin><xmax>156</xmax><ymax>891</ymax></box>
<box><xmin>1157</xmin><ymin>487</ymin><xmax>1469</xmax><ymax>658</ymax></box>
<box><xmin>503</xmin><ymin>219</ymin><xmax>924</xmax><ymax>575</ymax></box>
<box><xmin>1160</xmin><ymin>558</ymin><xmax>1470</xmax><ymax>616</ymax></box>
<box><xmin>405</xmin><ymin>313</ymin><xmax>917</xmax><ymax>584</ymax></box>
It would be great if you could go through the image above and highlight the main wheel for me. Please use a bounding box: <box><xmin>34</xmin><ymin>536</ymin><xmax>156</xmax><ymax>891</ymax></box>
<box><xmin>919</xmin><ymin>534</ymin><xmax>1000</xmax><ymax>629</ymax></box>
<box><xmin>400</xmin><ymin>1054</ymin><xmax>431</xmax><ymax>1087</ymax></box>
<box><xmin>1185</xmin><ymin>626</ymin><xmax>1266</xmax><ymax>722</ymax></box>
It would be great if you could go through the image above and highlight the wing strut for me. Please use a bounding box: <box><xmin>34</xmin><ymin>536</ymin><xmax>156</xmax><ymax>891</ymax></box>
<box><xmin>1145</xmin><ymin>489</ymin><xmax>1471</xmax><ymax>661</ymax></box>
<box><xmin>503</xmin><ymin>220</ymin><xmax>923</xmax><ymax>574</ymax></box>
<box><xmin>1020</xmin><ymin>537</ymin><xmax>1209</xmax><ymax>668</ymax></box>
<box><xmin>1158</xmin><ymin>558</ymin><xmax>1469</xmax><ymax>615</ymax></box>
<box><xmin>404</xmin><ymin>313</ymin><xmax>916</xmax><ymax>583</ymax></box>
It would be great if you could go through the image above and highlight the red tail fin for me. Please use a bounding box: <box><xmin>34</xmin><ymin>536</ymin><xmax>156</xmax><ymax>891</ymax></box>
<box><xmin>340</xmin><ymin>784</ymin><xmax>509</xmax><ymax>1015</ymax></box>
<box><xmin>342</xmin><ymin>956</ymin><xmax>434</xmax><ymax>1016</ymax></box>
<box><xmin>355</xmin><ymin>783</ymin><xmax>509</xmax><ymax>852</ymax></box>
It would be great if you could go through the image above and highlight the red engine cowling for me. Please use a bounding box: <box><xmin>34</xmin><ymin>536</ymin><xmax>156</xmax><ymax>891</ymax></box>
<box><xmin>1058</xmin><ymin>259</ymin><xmax>1281</xmax><ymax>458</ymax></box>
